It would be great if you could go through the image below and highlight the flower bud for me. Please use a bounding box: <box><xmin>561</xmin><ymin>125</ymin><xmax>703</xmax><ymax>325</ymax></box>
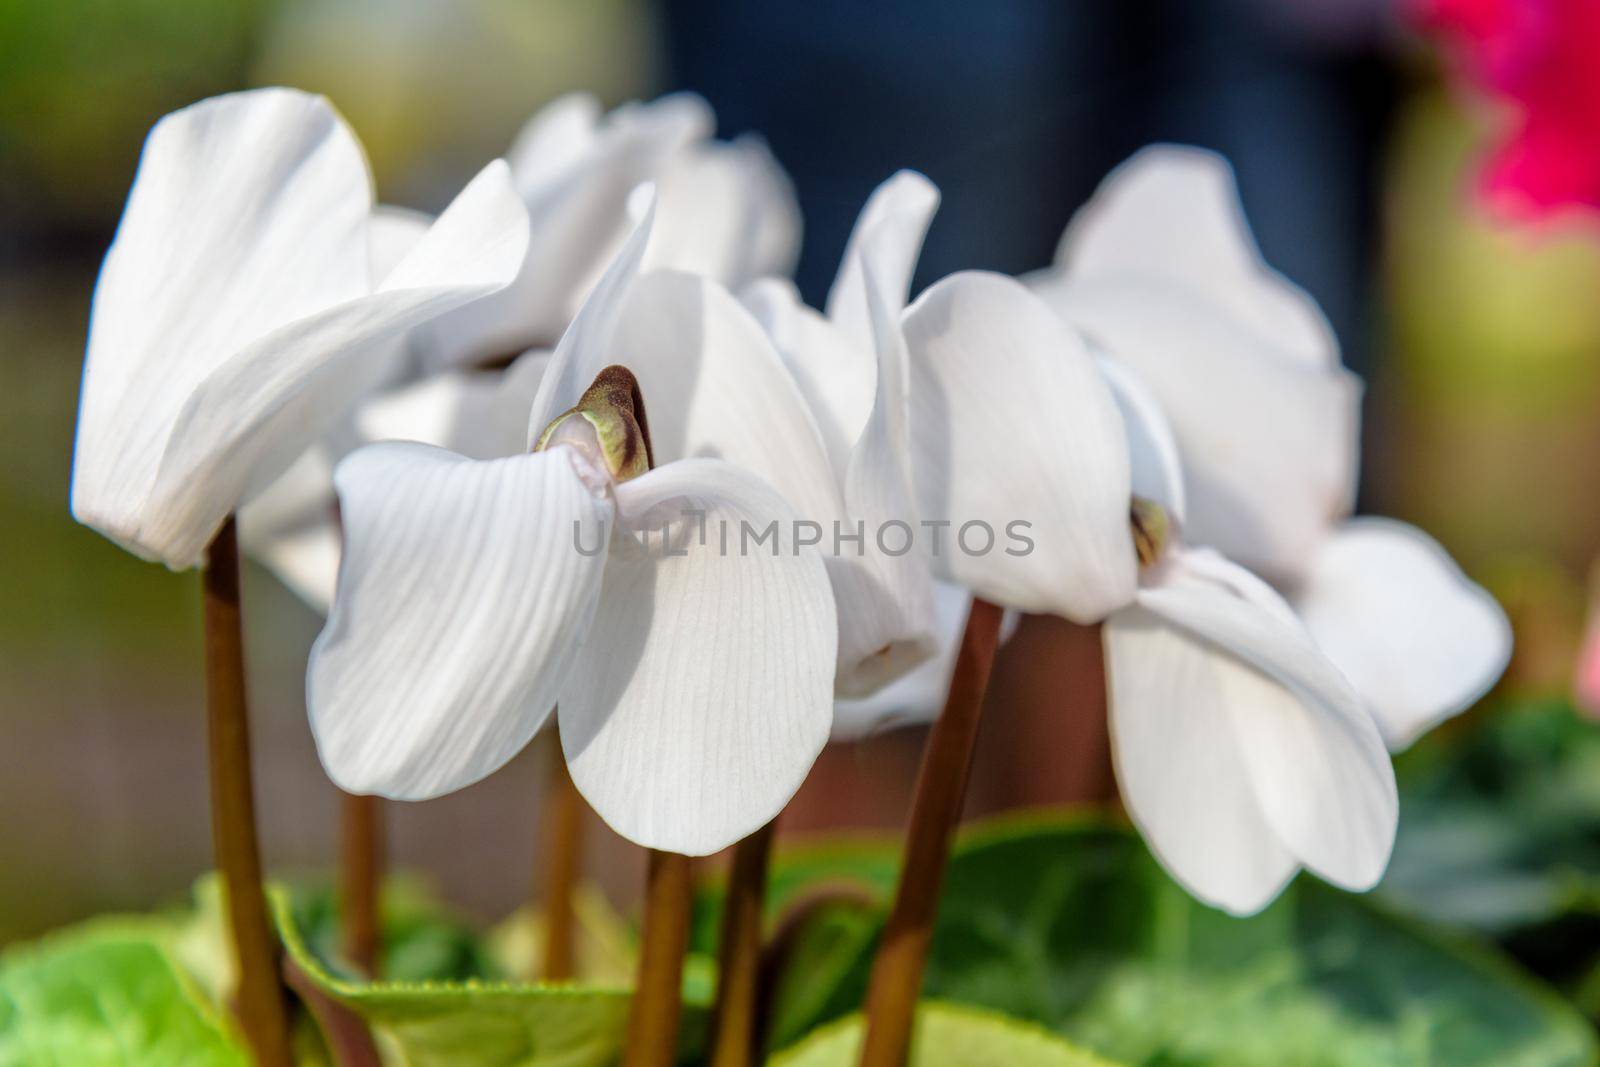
<box><xmin>534</xmin><ymin>365</ymin><xmax>654</xmax><ymax>482</ymax></box>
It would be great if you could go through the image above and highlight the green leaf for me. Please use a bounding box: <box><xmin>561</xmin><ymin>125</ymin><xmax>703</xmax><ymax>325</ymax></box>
<box><xmin>270</xmin><ymin>888</ymin><xmax>709</xmax><ymax>1067</ymax></box>
<box><xmin>1382</xmin><ymin>700</ymin><xmax>1600</xmax><ymax>991</ymax></box>
<box><xmin>0</xmin><ymin>919</ymin><xmax>248</xmax><ymax>1067</ymax></box>
<box><xmin>763</xmin><ymin>812</ymin><xmax>1598</xmax><ymax>1067</ymax></box>
<box><xmin>770</xmin><ymin>1001</ymin><xmax>1119</xmax><ymax>1067</ymax></box>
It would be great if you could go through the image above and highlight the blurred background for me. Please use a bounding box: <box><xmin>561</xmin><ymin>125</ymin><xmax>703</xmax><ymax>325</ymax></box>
<box><xmin>4</xmin><ymin>0</ymin><xmax>1600</xmax><ymax>945</ymax></box>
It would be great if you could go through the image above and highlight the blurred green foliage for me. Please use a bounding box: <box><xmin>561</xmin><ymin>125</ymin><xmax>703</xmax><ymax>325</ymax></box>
<box><xmin>0</xmin><ymin>0</ymin><xmax>273</xmax><ymax>228</ymax></box>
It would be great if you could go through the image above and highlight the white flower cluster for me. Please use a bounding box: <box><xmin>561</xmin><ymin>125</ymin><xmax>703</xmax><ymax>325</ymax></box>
<box><xmin>71</xmin><ymin>88</ymin><xmax>1510</xmax><ymax>914</ymax></box>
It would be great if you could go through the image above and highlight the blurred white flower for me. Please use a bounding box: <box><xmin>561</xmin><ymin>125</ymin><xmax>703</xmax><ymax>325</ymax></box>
<box><xmin>308</xmin><ymin>201</ymin><xmax>835</xmax><ymax>856</ymax></box>
<box><xmin>71</xmin><ymin>88</ymin><xmax>530</xmax><ymax>568</ymax></box>
<box><xmin>420</xmin><ymin>92</ymin><xmax>801</xmax><ymax>370</ymax></box>
<box><xmin>1034</xmin><ymin>145</ymin><xmax>1511</xmax><ymax>750</ymax></box>
<box><xmin>900</xmin><ymin>271</ymin><xmax>1396</xmax><ymax>915</ymax></box>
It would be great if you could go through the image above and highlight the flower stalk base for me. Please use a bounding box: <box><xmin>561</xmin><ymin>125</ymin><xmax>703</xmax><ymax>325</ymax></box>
<box><xmin>857</xmin><ymin>598</ymin><xmax>1005</xmax><ymax>1067</ymax></box>
<box><xmin>708</xmin><ymin>819</ymin><xmax>777</xmax><ymax>1067</ymax></box>
<box><xmin>203</xmin><ymin>518</ymin><xmax>294</xmax><ymax>1067</ymax></box>
<box><xmin>340</xmin><ymin>791</ymin><xmax>383</xmax><ymax>976</ymax></box>
<box><xmin>621</xmin><ymin>849</ymin><xmax>693</xmax><ymax>1067</ymax></box>
<box><xmin>540</xmin><ymin>729</ymin><xmax>584</xmax><ymax>981</ymax></box>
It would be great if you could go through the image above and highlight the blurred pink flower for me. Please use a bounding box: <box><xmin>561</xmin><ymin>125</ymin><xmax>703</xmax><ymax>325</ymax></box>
<box><xmin>1418</xmin><ymin>0</ymin><xmax>1600</xmax><ymax>219</ymax></box>
<box><xmin>1576</xmin><ymin>571</ymin><xmax>1600</xmax><ymax>718</ymax></box>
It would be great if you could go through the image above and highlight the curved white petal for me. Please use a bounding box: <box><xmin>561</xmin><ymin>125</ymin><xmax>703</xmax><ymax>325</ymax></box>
<box><xmin>1043</xmin><ymin>276</ymin><xmax>1361</xmax><ymax>582</ymax></box>
<box><xmin>356</xmin><ymin>349</ymin><xmax>549</xmax><ymax>460</ymax></box>
<box><xmin>238</xmin><ymin>444</ymin><xmax>341</xmax><ymax>614</ymax></box>
<box><xmin>525</xmin><ymin>190</ymin><xmax>656</xmax><ymax>444</ymax></box>
<box><xmin>505</xmin><ymin>92</ymin><xmax>604</xmax><ymax>197</ymax></box>
<box><xmin>903</xmin><ymin>271</ymin><xmax>1137</xmax><ymax>622</ymax></box>
<box><xmin>645</xmin><ymin>135</ymin><xmax>802</xmax><ymax>287</ymax></box>
<box><xmin>559</xmin><ymin>459</ymin><xmax>836</xmax><ymax>855</ymax></box>
<box><xmin>605</xmin><ymin>270</ymin><xmax>843</xmax><ymax>526</ymax></box>
<box><xmin>132</xmin><ymin>159</ymin><xmax>530</xmax><ymax>568</ymax></box>
<box><xmin>1292</xmin><ymin>518</ymin><xmax>1512</xmax><ymax>751</ymax></box>
<box><xmin>308</xmin><ymin>442</ymin><xmax>611</xmax><ymax>799</ymax></box>
<box><xmin>368</xmin><ymin>205</ymin><xmax>433</xmax><ymax>285</ymax></box>
<box><xmin>424</xmin><ymin>94</ymin><xmax>712</xmax><ymax>368</ymax></box>
<box><xmin>826</xmin><ymin>171</ymin><xmax>940</xmax><ymax>355</ymax></box>
<box><xmin>1135</xmin><ymin>548</ymin><xmax>1397</xmax><ymax>896</ymax></box>
<box><xmin>72</xmin><ymin>88</ymin><xmax>371</xmax><ymax>565</ymax></box>
<box><xmin>742</xmin><ymin>278</ymin><xmax>873</xmax><ymax>482</ymax></box>
<box><xmin>830</xmin><ymin>582</ymin><xmax>1024</xmax><ymax>739</ymax></box>
<box><xmin>834</xmin><ymin>238</ymin><xmax>939</xmax><ymax>694</ymax></box>
<box><xmin>1058</xmin><ymin>145</ymin><xmax>1337</xmax><ymax>369</ymax></box>
<box><xmin>1095</xmin><ymin>353</ymin><xmax>1186</xmax><ymax>527</ymax></box>
<box><xmin>1105</xmin><ymin>603</ymin><xmax>1299</xmax><ymax>914</ymax></box>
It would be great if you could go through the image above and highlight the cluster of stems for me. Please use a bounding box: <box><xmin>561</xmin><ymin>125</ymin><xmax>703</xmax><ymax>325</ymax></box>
<box><xmin>204</xmin><ymin>507</ymin><xmax>1008</xmax><ymax>1067</ymax></box>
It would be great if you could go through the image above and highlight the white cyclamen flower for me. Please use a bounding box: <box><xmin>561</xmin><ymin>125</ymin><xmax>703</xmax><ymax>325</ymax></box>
<box><xmin>71</xmin><ymin>88</ymin><xmax>530</xmax><ymax>568</ymax></box>
<box><xmin>1035</xmin><ymin>145</ymin><xmax>1510</xmax><ymax>750</ymax></box>
<box><xmin>533</xmin><ymin>173</ymin><xmax>944</xmax><ymax>706</ymax></box>
<box><xmin>421</xmin><ymin>92</ymin><xmax>801</xmax><ymax>370</ymax></box>
<box><xmin>901</xmin><ymin>271</ymin><xmax>1397</xmax><ymax>915</ymax></box>
<box><xmin>308</xmin><ymin>198</ymin><xmax>836</xmax><ymax>856</ymax></box>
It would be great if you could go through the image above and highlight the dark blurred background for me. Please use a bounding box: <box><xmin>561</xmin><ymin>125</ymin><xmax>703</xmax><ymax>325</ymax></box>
<box><xmin>5</xmin><ymin>0</ymin><xmax>1600</xmax><ymax>944</ymax></box>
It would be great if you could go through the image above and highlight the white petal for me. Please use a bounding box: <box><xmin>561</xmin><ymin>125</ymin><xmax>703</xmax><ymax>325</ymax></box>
<box><xmin>825</xmin><ymin>171</ymin><xmax>939</xmax><ymax>355</ymax></box>
<box><xmin>238</xmin><ymin>445</ymin><xmax>340</xmax><ymax>614</ymax></box>
<box><xmin>1105</xmin><ymin>604</ymin><xmax>1299</xmax><ymax>914</ymax></box>
<box><xmin>903</xmin><ymin>271</ymin><xmax>1137</xmax><ymax>622</ymax></box>
<box><xmin>355</xmin><ymin>349</ymin><xmax>549</xmax><ymax>460</ymax></box>
<box><xmin>831</xmin><ymin>582</ymin><xmax>1010</xmax><ymax>739</ymax></box>
<box><xmin>424</xmin><ymin>94</ymin><xmax>712</xmax><ymax>368</ymax></box>
<box><xmin>368</xmin><ymin>205</ymin><xmax>432</xmax><ymax>285</ymax></box>
<box><xmin>308</xmin><ymin>442</ymin><xmax>612</xmax><ymax>799</ymax></box>
<box><xmin>834</xmin><ymin>237</ymin><xmax>939</xmax><ymax>694</ymax></box>
<box><xmin>525</xmin><ymin>189</ymin><xmax>656</xmax><ymax>444</ymax></box>
<box><xmin>1043</xmin><ymin>275</ymin><xmax>1361</xmax><ymax>582</ymax></box>
<box><xmin>72</xmin><ymin>88</ymin><xmax>371</xmax><ymax>565</ymax></box>
<box><xmin>1292</xmin><ymin>519</ymin><xmax>1512</xmax><ymax>751</ymax></box>
<box><xmin>1058</xmin><ymin>145</ymin><xmax>1337</xmax><ymax>369</ymax></box>
<box><xmin>1095</xmin><ymin>354</ymin><xmax>1186</xmax><ymax>526</ymax></box>
<box><xmin>606</xmin><ymin>270</ymin><xmax>843</xmax><ymax>525</ymax></box>
<box><xmin>742</xmin><ymin>278</ymin><xmax>873</xmax><ymax>483</ymax></box>
<box><xmin>645</xmin><ymin>135</ymin><xmax>802</xmax><ymax>286</ymax></box>
<box><xmin>504</xmin><ymin>92</ymin><xmax>604</xmax><ymax>197</ymax></box>
<box><xmin>1135</xmin><ymin>548</ymin><xmax>1397</xmax><ymax>895</ymax></box>
<box><xmin>132</xmin><ymin>159</ymin><xmax>530</xmax><ymax>568</ymax></box>
<box><xmin>559</xmin><ymin>459</ymin><xmax>836</xmax><ymax>855</ymax></box>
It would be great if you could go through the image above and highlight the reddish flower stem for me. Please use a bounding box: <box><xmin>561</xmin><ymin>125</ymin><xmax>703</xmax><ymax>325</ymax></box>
<box><xmin>857</xmin><ymin>598</ymin><xmax>1005</xmax><ymax>1067</ymax></box>
<box><xmin>203</xmin><ymin>517</ymin><xmax>294</xmax><ymax>1067</ymax></box>
<box><xmin>540</xmin><ymin>728</ymin><xmax>585</xmax><ymax>981</ymax></box>
<box><xmin>707</xmin><ymin>819</ymin><xmax>778</xmax><ymax>1067</ymax></box>
<box><xmin>621</xmin><ymin>850</ymin><xmax>694</xmax><ymax>1067</ymax></box>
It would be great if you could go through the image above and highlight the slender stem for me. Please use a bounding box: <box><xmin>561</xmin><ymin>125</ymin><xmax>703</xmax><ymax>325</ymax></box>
<box><xmin>708</xmin><ymin>820</ymin><xmax>777</xmax><ymax>1067</ymax></box>
<box><xmin>283</xmin><ymin>958</ymin><xmax>381</xmax><ymax>1067</ymax></box>
<box><xmin>339</xmin><ymin>791</ymin><xmax>384</xmax><ymax>977</ymax></box>
<box><xmin>621</xmin><ymin>850</ymin><xmax>693</xmax><ymax>1067</ymax></box>
<box><xmin>857</xmin><ymin>598</ymin><xmax>1005</xmax><ymax>1067</ymax></box>
<box><xmin>203</xmin><ymin>517</ymin><xmax>294</xmax><ymax>1067</ymax></box>
<box><xmin>540</xmin><ymin>727</ymin><xmax>584</xmax><ymax>981</ymax></box>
